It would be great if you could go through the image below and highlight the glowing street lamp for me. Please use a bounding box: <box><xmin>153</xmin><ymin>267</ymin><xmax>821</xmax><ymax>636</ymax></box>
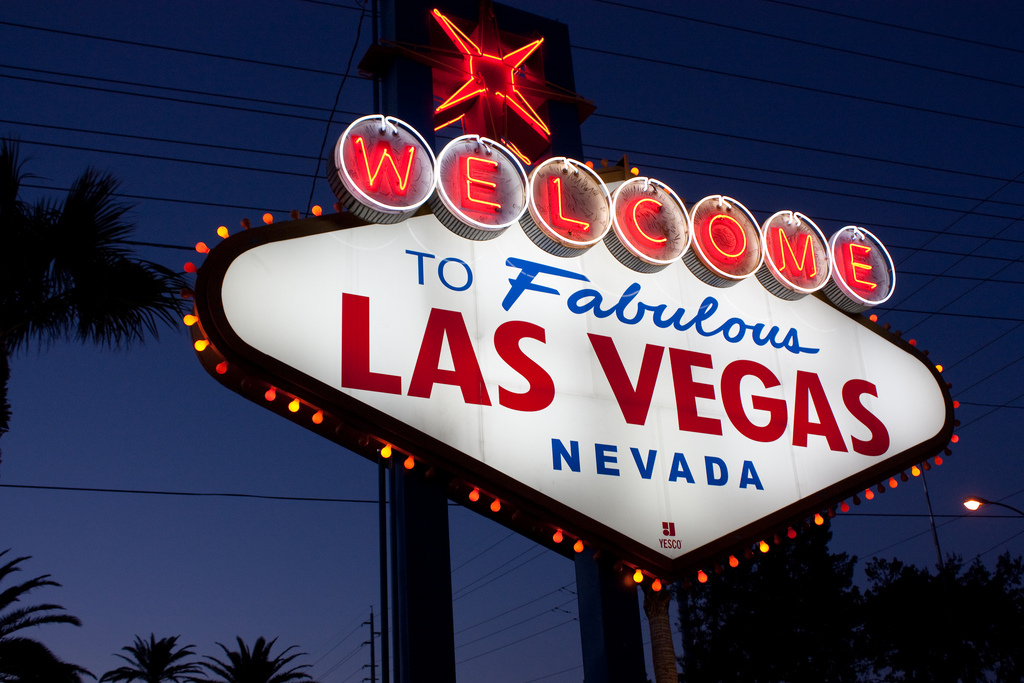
<box><xmin>963</xmin><ymin>496</ymin><xmax>1024</xmax><ymax>517</ymax></box>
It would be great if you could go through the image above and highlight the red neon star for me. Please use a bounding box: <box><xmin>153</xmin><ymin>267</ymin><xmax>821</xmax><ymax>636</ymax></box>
<box><xmin>429</xmin><ymin>3</ymin><xmax>553</xmax><ymax>164</ymax></box>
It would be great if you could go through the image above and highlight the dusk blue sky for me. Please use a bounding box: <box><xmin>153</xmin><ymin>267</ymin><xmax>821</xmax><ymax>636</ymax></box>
<box><xmin>3</xmin><ymin>1</ymin><xmax>1024</xmax><ymax>681</ymax></box>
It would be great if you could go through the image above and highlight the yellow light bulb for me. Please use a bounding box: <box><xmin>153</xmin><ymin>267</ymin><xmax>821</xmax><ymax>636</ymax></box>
<box><xmin>193</xmin><ymin>339</ymin><xmax>209</xmax><ymax>351</ymax></box>
<box><xmin>217</xmin><ymin>226</ymin><xmax>229</xmax><ymax>239</ymax></box>
<box><xmin>288</xmin><ymin>398</ymin><xmax>300</xmax><ymax>413</ymax></box>
<box><xmin>759</xmin><ymin>540</ymin><xmax>770</xmax><ymax>553</ymax></box>
<box><xmin>183</xmin><ymin>314</ymin><xmax>198</xmax><ymax>326</ymax></box>
<box><xmin>633</xmin><ymin>569</ymin><xmax>644</xmax><ymax>584</ymax></box>
<box><xmin>380</xmin><ymin>444</ymin><xmax>392</xmax><ymax>458</ymax></box>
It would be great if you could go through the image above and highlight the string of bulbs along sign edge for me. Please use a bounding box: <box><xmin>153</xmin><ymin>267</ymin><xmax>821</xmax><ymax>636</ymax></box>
<box><xmin>185</xmin><ymin>114</ymin><xmax>955</xmax><ymax>582</ymax></box>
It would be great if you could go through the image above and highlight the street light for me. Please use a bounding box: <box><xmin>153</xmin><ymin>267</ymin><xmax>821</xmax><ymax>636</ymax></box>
<box><xmin>963</xmin><ymin>496</ymin><xmax>1024</xmax><ymax>517</ymax></box>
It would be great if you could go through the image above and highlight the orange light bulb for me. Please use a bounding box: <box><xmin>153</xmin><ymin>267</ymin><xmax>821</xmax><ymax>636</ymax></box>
<box><xmin>865</xmin><ymin>488</ymin><xmax>875</xmax><ymax>500</ymax></box>
<box><xmin>728</xmin><ymin>555</ymin><xmax>739</xmax><ymax>568</ymax></box>
<box><xmin>468</xmin><ymin>488</ymin><xmax>480</xmax><ymax>502</ymax></box>
<box><xmin>195</xmin><ymin>242</ymin><xmax>209</xmax><ymax>254</ymax></box>
<box><xmin>814</xmin><ymin>513</ymin><xmax>824</xmax><ymax>526</ymax></box>
<box><xmin>403</xmin><ymin>456</ymin><xmax>415</xmax><ymax>470</ymax></box>
<box><xmin>889</xmin><ymin>477</ymin><xmax>898</xmax><ymax>488</ymax></box>
<box><xmin>312</xmin><ymin>410</ymin><xmax>324</xmax><ymax>425</ymax></box>
<box><xmin>490</xmin><ymin>498</ymin><xmax>501</xmax><ymax>513</ymax></box>
<box><xmin>312</xmin><ymin>205</ymin><xmax>323</xmax><ymax>216</ymax></box>
<box><xmin>264</xmin><ymin>388</ymin><xmax>276</xmax><ymax>401</ymax></box>
<box><xmin>573</xmin><ymin>539</ymin><xmax>584</xmax><ymax>553</ymax></box>
<box><xmin>262</xmin><ymin>213</ymin><xmax>273</xmax><ymax>225</ymax></box>
<box><xmin>651</xmin><ymin>578</ymin><xmax>662</xmax><ymax>592</ymax></box>
<box><xmin>552</xmin><ymin>529</ymin><xmax>563</xmax><ymax>544</ymax></box>
<box><xmin>697</xmin><ymin>570</ymin><xmax>708</xmax><ymax>583</ymax></box>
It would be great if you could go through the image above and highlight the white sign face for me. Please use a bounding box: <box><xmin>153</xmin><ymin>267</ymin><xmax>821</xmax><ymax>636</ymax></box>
<box><xmin>198</xmin><ymin>212</ymin><xmax>951</xmax><ymax>577</ymax></box>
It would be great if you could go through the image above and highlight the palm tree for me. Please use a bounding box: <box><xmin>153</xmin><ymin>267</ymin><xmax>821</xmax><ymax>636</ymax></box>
<box><xmin>100</xmin><ymin>635</ymin><xmax>201</xmax><ymax>683</ymax></box>
<box><xmin>0</xmin><ymin>138</ymin><xmax>185</xmax><ymax>468</ymax></box>
<box><xmin>195</xmin><ymin>637</ymin><xmax>313</xmax><ymax>683</ymax></box>
<box><xmin>0</xmin><ymin>549</ymin><xmax>92</xmax><ymax>681</ymax></box>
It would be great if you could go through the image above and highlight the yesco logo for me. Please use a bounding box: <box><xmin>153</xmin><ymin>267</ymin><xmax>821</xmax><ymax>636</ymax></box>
<box><xmin>328</xmin><ymin>114</ymin><xmax>896</xmax><ymax>315</ymax></box>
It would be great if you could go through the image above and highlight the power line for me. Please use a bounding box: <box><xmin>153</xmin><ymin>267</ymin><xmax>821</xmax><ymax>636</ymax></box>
<box><xmin>584</xmin><ymin>0</ymin><xmax>1024</xmax><ymax>91</ymax></box>
<box><xmin>577</xmin><ymin>44</ymin><xmax>1024</xmax><ymax>133</ymax></box>
<box><xmin>763</xmin><ymin>0</ymin><xmax>1024</xmax><ymax>56</ymax></box>
<box><xmin>0</xmin><ymin>482</ymin><xmax>378</xmax><ymax>503</ymax></box>
<box><xmin>0</xmin><ymin>19</ymin><xmax>362</xmax><ymax>78</ymax></box>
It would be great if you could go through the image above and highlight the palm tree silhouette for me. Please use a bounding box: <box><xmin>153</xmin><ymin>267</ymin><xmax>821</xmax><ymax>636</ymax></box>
<box><xmin>0</xmin><ymin>138</ymin><xmax>185</xmax><ymax>469</ymax></box>
<box><xmin>195</xmin><ymin>637</ymin><xmax>314</xmax><ymax>683</ymax></box>
<box><xmin>100</xmin><ymin>634</ymin><xmax>201</xmax><ymax>683</ymax></box>
<box><xmin>0</xmin><ymin>548</ymin><xmax>92</xmax><ymax>681</ymax></box>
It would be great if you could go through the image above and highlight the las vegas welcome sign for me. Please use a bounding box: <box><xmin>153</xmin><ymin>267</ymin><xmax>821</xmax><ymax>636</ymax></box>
<box><xmin>189</xmin><ymin>115</ymin><xmax>954</xmax><ymax>581</ymax></box>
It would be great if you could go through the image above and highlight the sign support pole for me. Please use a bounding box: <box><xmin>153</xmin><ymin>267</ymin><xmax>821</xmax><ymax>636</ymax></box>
<box><xmin>379</xmin><ymin>4</ymin><xmax>457</xmax><ymax>682</ymax></box>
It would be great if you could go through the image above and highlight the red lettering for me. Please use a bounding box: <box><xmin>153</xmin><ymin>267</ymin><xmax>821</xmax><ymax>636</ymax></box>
<box><xmin>793</xmin><ymin>371</ymin><xmax>847</xmax><ymax>451</ymax></box>
<box><xmin>843</xmin><ymin>242</ymin><xmax>877</xmax><ymax>291</ymax></box>
<box><xmin>461</xmin><ymin>155</ymin><xmax>501</xmax><ymax>213</ymax></box>
<box><xmin>721</xmin><ymin>360</ymin><xmax>787</xmax><ymax>442</ymax></box>
<box><xmin>702</xmin><ymin>213</ymin><xmax>746</xmax><ymax>266</ymax></box>
<box><xmin>408</xmin><ymin>308</ymin><xmax>491</xmax><ymax>405</ymax></box>
<box><xmin>352</xmin><ymin>136</ymin><xmax>416</xmax><ymax>196</ymax></box>
<box><xmin>495</xmin><ymin>321</ymin><xmax>554</xmax><ymax>412</ymax></box>
<box><xmin>341</xmin><ymin>293</ymin><xmax>402</xmax><ymax>395</ymax></box>
<box><xmin>669</xmin><ymin>348</ymin><xmax>722</xmax><ymax>435</ymax></box>
<box><xmin>843</xmin><ymin>379</ymin><xmax>889</xmax><ymax>456</ymax></box>
<box><xmin>589</xmin><ymin>334</ymin><xmax>664</xmax><ymax>426</ymax></box>
<box><xmin>627</xmin><ymin>196</ymin><xmax>665</xmax><ymax>246</ymax></box>
<box><xmin>548</xmin><ymin>176</ymin><xmax>590</xmax><ymax>233</ymax></box>
<box><xmin>772</xmin><ymin>227</ymin><xmax>816</xmax><ymax>278</ymax></box>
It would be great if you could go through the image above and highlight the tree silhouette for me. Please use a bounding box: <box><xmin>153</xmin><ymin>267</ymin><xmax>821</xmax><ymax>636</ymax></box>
<box><xmin>676</xmin><ymin>520</ymin><xmax>863</xmax><ymax>682</ymax></box>
<box><xmin>0</xmin><ymin>549</ymin><xmax>92</xmax><ymax>681</ymax></box>
<box><xmin>0</xmin><ymin>138</ymin><xmax>185</xmax><ymax>469</ymax></box>
<box><xmin>100</xmin><ymin>634</ymin><xmax>201</xmax><ymax>683</ymax></box>
<box><xmin>194</xmin><ymin>637</ymin><xmax>313</xmax><ymax>683</ymax></box>
<box><xmin>861</xmin><ymin>553</ymin><xmax>1024</xmax><ymax>682</ymax></box>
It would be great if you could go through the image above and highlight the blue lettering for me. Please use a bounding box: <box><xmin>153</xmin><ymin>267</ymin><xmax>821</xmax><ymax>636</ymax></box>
<box><xmin>502</xmin><ymin>258</ymin><xmax>589</xmax><ymax>311</ymax></box>
<box><xmin>503</xmin><ymin>260</ymin><xmax>818</xmax><ymax>355</ymax></box>
<box><xmin>405</xmin><ymin>249</ymin><xmax>435</xmax><ymax>285</ymax></box>
<box><xmin>705</xmin><ymin>456</ymin><xmax>728</xmax><ymax>486</ymax></box>
<box><xmin>552</xmin><ymin>439</ymin><xmax>580</xmax><ymax>472</ymax></box>
<box><xmin>630</xmin><ymin>448</ymin><xmax>657</xmax><ymax>480</ymax></box>
<box><xmin>668</xmin><ymin>452</ymin><xmax>695</xmax><ymax>483</ymax></box>
<box><xmin>595</xmin><ymin>443</ymin><xmax>620</xmax><ymax>476</ymax></box>
<box><xmin>739</xmin><ymin>460</ymin><xmax>764</xmax><ymax>490</ymax></box>
<box><xmin>437</xmin><ymin>257</ymin><xmax>472</xmax><ymax>291</ymax></box>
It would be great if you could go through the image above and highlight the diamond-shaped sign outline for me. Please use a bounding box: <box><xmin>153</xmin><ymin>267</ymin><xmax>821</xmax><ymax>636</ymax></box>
<box><xmin>190</xmin><ymin>211</ymin><xmax>955</xmax><ymax>581</ymax></box>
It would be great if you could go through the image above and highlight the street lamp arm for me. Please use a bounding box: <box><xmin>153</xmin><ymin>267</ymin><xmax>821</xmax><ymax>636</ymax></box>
<box><xmin>963</xmin><ymin>496</ymin><xmax>1024</xmax><ymax>517</ymax></box>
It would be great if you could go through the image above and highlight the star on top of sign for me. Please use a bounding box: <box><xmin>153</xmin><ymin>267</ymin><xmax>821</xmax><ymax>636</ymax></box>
<box><xmin>365</xmin><ymin>1</ymin><xmax>594</xmax><ymax>166</ymax></box>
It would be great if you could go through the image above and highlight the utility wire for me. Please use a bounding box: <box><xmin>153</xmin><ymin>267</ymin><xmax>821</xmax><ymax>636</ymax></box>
<box><xmin>585</xmin><ymin>0</ymin><xmax>1024</xmax><ymax>91</ymax></box>
<box><xmin>763</xmin><ymin>0</ymin><xmax>1024</xmax><ymax>56</ymax></box>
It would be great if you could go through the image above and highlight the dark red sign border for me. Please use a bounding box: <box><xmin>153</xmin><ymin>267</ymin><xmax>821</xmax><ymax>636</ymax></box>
<box><xmin>191</xmin><ymin>211</ymin><xmax>956</xmax><ymax>581</ymax></box>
